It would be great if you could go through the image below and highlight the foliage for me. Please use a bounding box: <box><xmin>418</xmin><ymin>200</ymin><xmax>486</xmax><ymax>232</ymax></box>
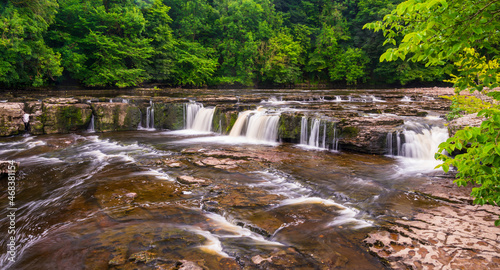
<box><xmin>365</xmin><ymin>0</ymin><xmax>500</xmax><ymax>225</ymax></box>
<box><xmin>442</xmin><ymin>95</ymin><xmax>493</xmax><ymax>121</ymax></box>
<box><xmin>0</xmin><ymin>0</ymin><xmax>62</xmax><ymax>87</ymax></box>
<box><xmin>1</xmin><ymin>0</ymin><xmax>457</xmax><ymax>88</ymax></box>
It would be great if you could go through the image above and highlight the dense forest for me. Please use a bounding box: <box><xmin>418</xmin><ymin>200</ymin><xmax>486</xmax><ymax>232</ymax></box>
<box><xmin>0</xmin><ymin>0</ymin><xmax>449</xmax><ymax>88</ymax></box>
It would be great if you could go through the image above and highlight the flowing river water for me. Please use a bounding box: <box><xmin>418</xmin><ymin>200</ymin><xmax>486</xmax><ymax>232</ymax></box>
<box><xmin>0</xmin><ymin>88</ymin><xmax>453</xmax><ymax>269</ymax></box>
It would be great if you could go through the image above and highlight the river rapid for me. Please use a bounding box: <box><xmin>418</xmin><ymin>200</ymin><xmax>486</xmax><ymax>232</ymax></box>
<box><xmin>0</xmin><ymin>88</ymin><xmax>453</xmax><ymax>269</ymax></box>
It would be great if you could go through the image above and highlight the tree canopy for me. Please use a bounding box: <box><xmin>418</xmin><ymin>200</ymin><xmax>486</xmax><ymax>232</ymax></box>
<box><xmin>1</xmin><ymin>0</ymin><xmax>450</xmax><ymax>88</ymax></box>
<box><xmin>366</xmin><ymin>0</ymin><xmax>500</xmax><ymax>225</ymax></box>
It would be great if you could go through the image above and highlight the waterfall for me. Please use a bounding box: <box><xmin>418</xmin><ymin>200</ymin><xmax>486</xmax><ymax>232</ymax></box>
<box><xmin>300</xmin><ymin>117</ymin><xmax>308</xmax><ymax>145</ymax></box>
<box><xmin>87</xmin><ymin>114</ymin><xmax>95</xmax><ymax>133</ymax></box>
<box><xmin>191</xmin><ymin>107</ymin><xmax>215</xmax><ymax>132</ymax></box>
<box><xmin>137</xmin><ymin>109</ymin><xmax>142</xmax><ymax>129</ymax></box>
<box><xmin>229</xmin><ymin>108</ymin><xmax>280</xmax><ymax>142</ymax></box>
<box><xmin>322</xmin><ymin>123</ymin><xmax>327</xmax><ymax>149</ymax></box>
<box><xmin>184</xmin><ymin>102</ymin><xmax>215</xmax><ymax>132</ymax></box>
<box><xmin>144</xmin><ymin>101</ymin><xmax>155</xmax><ymax>129</ymax></box>
<box><xmin>150</xmin><ymin>102</ymin><xmax>154</xmax><ymax>129</ymax></box>
<box><xmin>308</xmin><ymin>119</ymin><xmax>321</xmax><ymax>148</ymax></box>
<box><xmin>332</xmin><ymin>124</ymin><xmax>339</xmax><ymax>151</ymax></box>
<box><xmin>388</xmin><ymin>122</ymin><xmax>448</xmax><ymax>160</ymax></box>
<box><xmin>334</xmin><ymin>96</ymin><xmax>342</xmax><ymax>102</ymax></box>
<box><xmin>300</xmin><ymin>118</ymin><xmax>327</xmax><ymax>149</ymax></box>
<box><xmin>185</xmin><ymin>102</ymin><xmax>202</xmax><ymax>129</ymax></box>
<box><xmin>386</xmin><ymin>132</ymin><xmax>393</xmax><ymax>156</ymax></box>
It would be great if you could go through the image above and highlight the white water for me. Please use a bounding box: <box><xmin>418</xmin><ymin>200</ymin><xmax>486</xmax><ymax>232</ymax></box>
<box><xmin>332</xmin><ymin>124</ymin><xmax>339</xmax><ymax>151</ymax></box>
<box><xmin>401</xmin><ymin>96</ymin><xmax>413</xmax><ymax>102</ymax></box>
<box><xmin>185</xmin><ymin>102</ymin><xmax>215</xmax><ymax>132</ymax></box>
<box><xmin>300</xmin><ymin>118</ymin><xmax>327</xmax><ymax>149</ymax></box>
<box><xmin>300</xmin><ymin>117</ymin><xmax>308</xmax><ymax>145</ymax></box>
<box><xmin>87</xmin><ymin>114</ymin><xmax>95</xmax><ymax>133</ymax></box>
<box><xmin>388</xmin><ymin>122</ymin><xmax>449</xmax><ymax>172</ymax></box>
<box><xmin>143</xmin><ymin>100</ymin><xmax>155</xmax><ymax>130</ymax></box>
<box><xmin>229</xmin><ymin>108</ymin><xmax>280</xmax><ymax>142</ymax></box>
<box><xmin>185</xmin><ymin>102</ymin><xmax>202</xmax><ymax>129</ymax></box>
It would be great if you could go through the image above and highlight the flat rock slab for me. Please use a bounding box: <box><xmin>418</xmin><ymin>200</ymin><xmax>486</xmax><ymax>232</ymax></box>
<box><xmin>177</xmin><ymin>175</ymin><xmax>211</xmax><ymax>186</ymax></box>
<box><xmin>364</xmin><ymin>177</ymin><xmax>500</xmax><ymax>269</ymax></box>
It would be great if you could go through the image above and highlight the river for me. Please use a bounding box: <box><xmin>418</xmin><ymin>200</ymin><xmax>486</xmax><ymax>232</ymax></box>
<box><xmin>0</xmin><ymin>88</ymin><xmax>453</xmax><ymax>269</ymax></box>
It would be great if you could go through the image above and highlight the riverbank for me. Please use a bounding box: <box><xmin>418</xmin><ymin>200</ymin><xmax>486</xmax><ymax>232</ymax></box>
<box><xmin>365</xmin><ymin>172</ymin><xmax>500</xmax><ymax>269</ymax></box>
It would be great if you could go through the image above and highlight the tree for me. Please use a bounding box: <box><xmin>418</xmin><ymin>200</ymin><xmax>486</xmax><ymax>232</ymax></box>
<box><xmin>48</xmin><ymin>0</ymin><xmax>154</xmax><ymax>87</ymax></box>
<box><xmin>258</xmin><ymin>29</ymin><xmax>303</xmax><ymax>85</ymax></box>
<box><xmin>0</xmin><ymin>0</ymin><xmax>63</xmax><ymax>87</ymax></box>
<box><xmin>365</xmin><ymin>0</ymin><xmax>500</xmax><ymax>225</ymax></box>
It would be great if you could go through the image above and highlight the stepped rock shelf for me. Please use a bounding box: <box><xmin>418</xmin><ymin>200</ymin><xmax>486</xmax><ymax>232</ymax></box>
<box><xmin>0</xmin><ymin>87</ymin><xmax>452</xmax><ymax>155</ymax></box>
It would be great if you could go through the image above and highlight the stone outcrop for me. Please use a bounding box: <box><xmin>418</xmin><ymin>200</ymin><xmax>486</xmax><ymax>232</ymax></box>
<box><xmin>150</xmin><ymin>103</ymin><xmax>184</xmax><ymax>130</ymax></box>
<box><xmin>448</xmin><ymin>113</ymin><xmax>484</xmax><ymax>136</ymax></box>
<box><xmin>91</xmin><ymin>102</ymin><xmax>141</xmax><ymax>132</ymax></box>
<box><xmin>0</xmin><ymin>103</ymin><xmax>25</xmax><ymax>136</ymax></box>
<box><xmin>42</xmin><ymin>103</ymin><xmax>92</xmax><ymax>134</ymax></box>
<box><xmin>364</xmin><ymin>177</ymin><xmax>500</xmax><ymax>269</ymax></box>
<box><xmin>337</xmin><ymin>116</ymin><xmax>405</xmax><ymax>154</ymax></box>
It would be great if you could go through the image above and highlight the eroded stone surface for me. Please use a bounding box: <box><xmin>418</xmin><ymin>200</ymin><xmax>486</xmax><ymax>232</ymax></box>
<box><xmin>0</xmin><ymin>103</ymin><xmax>26</xmax><ymax>136</ymax></box>
<box><xmin>364</xmin><ymin>177</ymin><xmax>500</xmax><ymax>269</ymax></box>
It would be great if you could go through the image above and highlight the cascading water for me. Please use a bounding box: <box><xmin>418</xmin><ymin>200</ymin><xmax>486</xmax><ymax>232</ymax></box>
<box><xmin>308</xmin><ymin>119</ymin><xmax>321</xmax><ymax>148</ymax></box>
<box><xmin>184</xmin><ymin>102</ymin><xmax>215</xmax><ymax>132</ymax></box>
<box><xmin>300</xmin><ymin>118</ymin><xmax>328</xmax><ymax>149</ymax></box>
<box><xmin>87</xmin><ymin>114</ymin><xmax>95</xmax><ymax>133</ymax></box>
<box><xmin>300</xmin><ymin>117</ymin><xmax>308</xmax><ymax>145</ymax></box>
<box><xmin>229</xmin><ymin>108</ymin><xmax>280</xmax><ymax>142</ymax></box>
<box><xmin>332</xmin><ymin>123</ymin><xmax>339</xmax><ymax>151</ymax></box>
<box><xmin>144</xmin><ymin>101</ymin><xmax>155</xmax><ymax>129</ymax></box>
<box><xmin>387</xmin><ymin>121</ymin><xmax>449</xmax><ymax>171</ymax></box>
<box><xmin>185</xmin><ymin>101</ymin><xmax>202</xmax><ymax>129</ymax></box>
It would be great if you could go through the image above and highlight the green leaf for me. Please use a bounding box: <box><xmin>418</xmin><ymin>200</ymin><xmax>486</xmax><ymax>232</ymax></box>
<box><xmin>481</xmin><ymin>166</ymin><xmax>493</xmax><ymax>174</ymax></box>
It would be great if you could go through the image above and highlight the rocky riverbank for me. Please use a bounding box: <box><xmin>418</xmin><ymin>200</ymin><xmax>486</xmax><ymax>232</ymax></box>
<box><xmin>364</xmin><ymin>173</ymin><xmax>500</xmax><ymax>269</ymax></box>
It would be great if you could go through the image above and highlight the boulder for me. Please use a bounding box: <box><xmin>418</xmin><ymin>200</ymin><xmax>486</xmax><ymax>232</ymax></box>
<box><xmin>150</xmin><ymin>103</ymin><xmax>184</xmax><ymax>130</ymax></box>
<box><xmin>337</xmin><ymin>116</ymin><xmax>404</xmax><ymax>154</ymax></box>
<box><xmin>0</xmin><ymin>103</ymin><xmax>26</xmax><ymax>136</ymax></box>
<box><xmin>448</xmin><ymin>113</ymin><xmax>484</xmax><ymax>136</ymax></box>
<box><xmin>42</xmin><ymin>103</ymin><xmax>92</xmax><ymax>134</ymax></box>
<box><xmin>91</xmin><ymin>103</ymin><xmax>141</xmax><ymax>132</ymax></box>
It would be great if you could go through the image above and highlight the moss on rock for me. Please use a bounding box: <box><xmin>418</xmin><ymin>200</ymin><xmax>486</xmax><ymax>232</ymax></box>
<box><xmin>42</xmin><ymin>103</ymin><xmax>92</xmax><ymax>134</ymax></box>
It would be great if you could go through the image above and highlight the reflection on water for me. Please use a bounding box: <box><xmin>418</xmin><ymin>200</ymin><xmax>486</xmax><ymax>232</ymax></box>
<box><xmin>0</xmin><ymin>129</ymin><xmax>446</xmax><ymax>269</ymax></box>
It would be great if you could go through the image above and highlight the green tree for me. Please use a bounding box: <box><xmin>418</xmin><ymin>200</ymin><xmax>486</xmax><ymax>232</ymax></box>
<box><xmin>212</xmin><ymin>0</ymin><xmax>279</xmax><ymax>86</ymax></box>
<box><xmin>258</xmin><ymin>29</ymin><xmax>303</xmax><ymax>85</ymax></box>
<box><xmin>365</xmin><ymin>0</ymin><xmax>500</xmax><ymax>225</ymax></box>
<box><xmin>48</xmin><ymin>0</ymin><xmax>154</xmax><ymax>87</ymax></box>
<box><xmin>0</xmin><ymin>0</ymin><xmax>63</xmax><ymax>87</ymax></box>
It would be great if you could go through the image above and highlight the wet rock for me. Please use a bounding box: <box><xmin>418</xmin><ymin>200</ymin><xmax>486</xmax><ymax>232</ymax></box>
<box><xmin>278</xmin><ymin>113</ymin><xmax>303</xmax><ymax>143</ymax></box>
<box><xmin>0</xmin><ymin>160</ymin><xmax>19</xmax><ymax>174</ymax></box>
<box><xmin>91</xmin><ymin>102</ymin><xmax>141</xmax><ymax>132</ymax></box>
<box><xmin>212</xmin><ymin>107</ymin><xmax>239</xmax><ymax>134</ymax></box>
<box><xmin>364</xmin><ymin>177</ymin><xmax>500</xmax><ymax>269</ymax></box>
<box><xmin>337</xmin><ymin>116</ymin><xmax>404</xmax><ymax>154</ymax></box>
<box><xmin>42</xmin><ymin>103</ymin><xmax>92</xmax><ymax>134</ymax></box>
<box><xmin>196</xmin><ymin>157</ymin><xmax>244</xmax><ymax>169</ymax></box>
<box><xmin>43</xmin><ymin>97</ymin><xmax>79</xmax><ymax>104</ymax></box>
<box><xmin>0</xmin><ymin>103</ymin><xmax>26</xmax><ymax>136</ymax></box>
<box><xmin>177</xmin><ymin>175</ymin><xmax>210</xmax><ymax>186</ymax></box>
<box><xmin>151</xmin><ymin>103</ymin><xmax>184</xmax><ymax>130</ymax></box>
<box><xmin>129</xmin><ymin>251</ymin><xmax>157</xmax><ymax>264</ymax></box>
<box><xmin>178</xmin><ymin>260</ymin><xmax>205</xmax><ymax>270</ymax></box>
